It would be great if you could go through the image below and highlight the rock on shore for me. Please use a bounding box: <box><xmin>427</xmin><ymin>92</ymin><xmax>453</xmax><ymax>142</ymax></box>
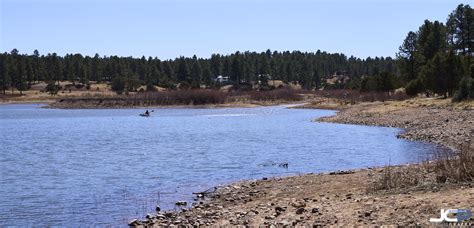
<box><xmin>131</xmin><ymin>168</ymin><xmax>473</xmax><ymax>227</ymax></box>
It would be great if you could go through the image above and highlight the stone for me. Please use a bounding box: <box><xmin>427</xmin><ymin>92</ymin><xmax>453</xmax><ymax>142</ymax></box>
<box><xmin>265</xmin><ymin>215</ymin><xmax>275</xmax><ymax>220</ymax></box>
<box><xmin>291</xmin><ymin>200</ymin><xmax>306</xmax><ymax>208</ymax></box>
<box><xmin>155</xmin><ymin>205</ymin><xmax>161</xmax><ymax>212</ymax></box>
<box><xmin>311</xmin><ymin>208</ymin><xmax>319</xmax><ymax>213</ymax></box>
<box><xmin>128</xmin><ymin>219</ymin><xmax>141</xmax><ymax>226</ymax></box>
<box><xmin>275</xmin><ymin>206</ymin><xmax>286</xmax><ymax>213</ymax></box>
<box><xmin>296</xmin><ymin>207</ymin><xmax>305</xmax><ymax>214</ymax></box>
<box><xmin>176</xmin><ymin>201</ymin><xmax>187</xmax><ymax>206</ymax></box>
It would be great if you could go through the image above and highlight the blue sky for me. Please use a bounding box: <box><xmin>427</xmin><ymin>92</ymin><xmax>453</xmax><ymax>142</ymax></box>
<box><xmin>0</xmin><ymin>0</ymin><xmax>466</xmax><ymax>60</ymax></box>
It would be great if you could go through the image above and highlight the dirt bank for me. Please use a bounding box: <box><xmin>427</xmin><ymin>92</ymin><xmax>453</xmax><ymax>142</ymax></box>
<box><xmin>129</xmin><ymin>98</ymin><xmax>473</xmax><ymax>227</ymax></box>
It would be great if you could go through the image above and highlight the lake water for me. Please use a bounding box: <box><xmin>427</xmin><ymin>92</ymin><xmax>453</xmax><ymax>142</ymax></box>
<box><xmin>0</xmin><ymin>104</ymin><xmax>438</xmax><ymax>226</ymax></box>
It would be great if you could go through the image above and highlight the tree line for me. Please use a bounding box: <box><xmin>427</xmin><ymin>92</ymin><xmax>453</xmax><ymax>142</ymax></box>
<box><xmin>0</xmin><ymin>4</ymin><xmax>472</xmax><ymax>100</ymax></box>
<box><xmin>397</xmin><ymin>3</ymin><xmax>473</xmax><ymax>100</ymax></box>
<box><xmin>0</xmin><ymin>48</ymin><xmax>396</xmax><ymax>94</ymax></box>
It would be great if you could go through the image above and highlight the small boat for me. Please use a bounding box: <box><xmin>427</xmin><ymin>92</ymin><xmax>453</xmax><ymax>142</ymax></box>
<box><xmin>139</xmin><ymin>110</ymin><xmax>153</xmax><ymax>117</ymax></box>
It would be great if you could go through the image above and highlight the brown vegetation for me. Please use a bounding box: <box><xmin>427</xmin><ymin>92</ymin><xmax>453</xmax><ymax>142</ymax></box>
<box><xmin>248</xmin><ymin>89</ymin><xmax>304</xmax><ymax>102</ymax></box>
<box><xmin>370</xmin><ymin>142</ymin><xmax>473</xmax><ymax>192</ymax></box>
<box><xmin>48</xmin><ymin>88</ymin><xmax>304</xmax><ymax>108</ymax></box>
<box><xmin>314</xmin><ymin>89</ymin><xmax>411</xmax><ymax>104</ymax></box>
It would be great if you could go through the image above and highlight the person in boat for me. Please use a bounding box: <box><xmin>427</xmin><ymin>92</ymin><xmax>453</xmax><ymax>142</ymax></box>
<box><xmin>144</xmin><ymin>110</ymin><xmax>150</xmax><ymax>116</ymax></box>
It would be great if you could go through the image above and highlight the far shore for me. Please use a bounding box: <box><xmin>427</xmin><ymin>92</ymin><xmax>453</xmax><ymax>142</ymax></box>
<box><xmin>130</xmin><ymin>97</ymin><xmax>473</xmax><ymax>227</ymax></box>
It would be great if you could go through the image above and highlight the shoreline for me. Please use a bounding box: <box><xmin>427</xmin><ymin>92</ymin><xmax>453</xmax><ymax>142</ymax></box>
<box><xmin>316</xmin><ymin>98</ymin><xmax>473</xmax><ymax>151</ymax></box>
<box><xmin>0</xmin><ymin>99</ymin><xmax>56</xmax><ymax>105</ymax></box>
<box><xmin>131</xmin><ymin>98</ymin><xmax>473</xmax><ymax>227</ymax></box>
<box><xmin>0</xmin><ymin>96</ymin><xmax>308</xmax><ymax>109</ymax></box>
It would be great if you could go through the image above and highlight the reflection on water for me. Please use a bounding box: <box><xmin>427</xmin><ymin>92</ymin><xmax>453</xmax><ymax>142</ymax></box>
<box><xmin>0</xmin><ymin>104</ymin><xmax>438</xmax><ymax>226</ymax></box>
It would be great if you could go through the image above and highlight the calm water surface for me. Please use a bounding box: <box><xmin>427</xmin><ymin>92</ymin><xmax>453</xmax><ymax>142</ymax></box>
<box><xmin>0</xmin><ymin>104</ymin><xmax>438</xmax><ymax>226</ymax></box>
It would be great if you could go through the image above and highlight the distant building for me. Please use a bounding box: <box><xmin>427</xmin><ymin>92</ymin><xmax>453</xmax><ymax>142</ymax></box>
<box><xmin>214</xmin><ymin>75</ymin><xmax>230</xmax><ymax>83</ymax></box>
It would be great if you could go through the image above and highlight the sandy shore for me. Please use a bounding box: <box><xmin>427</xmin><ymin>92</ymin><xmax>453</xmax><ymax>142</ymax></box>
<box><xmin>129</xmin><ymin>98</ymin><xmax>473</xmax><ymax>227</ymax></box>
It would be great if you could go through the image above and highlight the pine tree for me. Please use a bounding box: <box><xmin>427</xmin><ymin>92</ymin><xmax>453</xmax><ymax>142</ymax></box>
<box><xmin>210</xmin><ymin>54</ymin><xmax>222</xmax><ymax>77</ymax></box>
<box><xmin>231</xmin><ymin>53</ymin><xmax>242</xmax><ymax>84</ymax></box>
<box><xmin>91</xmin><ymin>54</ymin><xmax>102</xmax><ymax>82</ymax></box>
<box><xmin>202</xmin><ymin>64</ymin><xmax>212</xmax><ymax>87</ymax></box>
<box><xmin>176</xmin><ymin>57</ymin><xmax>190</xmax><ymax>83</ymax></box>
<box><xmin>447</xmin><ymin>4</ymin><xmax>473</xmax><ymax>55</ymax></box>
<box><xmin>222</xmin><ymin>58</ymin><xmax>231</xmax><ymax>77</ymax></box>
<box><xmin>420</xmin><ymin>53</ymin><xmax>447</xmax><ymax>96</ymax></box>
<box><xmin>0</xmin><ymin>54</ymin><xmax>10</xmax><ymax>94</ymax></box>
<box><xmin>445</xmin><ymin>49</ymin><xmax>466</xmax><ymax>96</ymax></box>
<box><xmin>397</xmin><ymin>31</ymin><xmax>420</xmax><ymax>83</ymax></box>
<box><xmin>15</xmin><ymin>58</ymin><xmax>27</xmax><ymax>95</ymax></box>
<box><xmin>163</xmin><ymin>61</ymin><xmax>175</xmax><ymax>82</ymax></box>
<box><xmin>190</xmin><ymin>56</ymin><xmax>202</xmax><ymax>88</ymax></box>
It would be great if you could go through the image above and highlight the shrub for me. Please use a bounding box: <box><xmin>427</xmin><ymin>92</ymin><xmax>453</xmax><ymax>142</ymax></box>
<box><xmin>136</xmin><ymin>90</ymin><xmax>228</xmax><ymax>105</ymax></box>
<box><xmin>405</xmin><ymin>78</ymin><xmax>423</xmax><ymax>96</ymax></box>
<box><xmin>433</xmin><ymin>142</ymin><xmax>474</xmax><ymax>182</ymax></box>
<box><xmin>125</xmin><ymin>78</ymin><xmax>142</xmax><ymax>92</ymax></box>
<box><xmin>314</xmin><ymin>89</ymin><xmax>409</xmax><ymax>103</ymax></box>
<box><xmin>452</xmin><ymin>76</ymin><xmax>473</xmax><ymax>102</ymax></box>
<box><xmin>370</xmin><ymin>143</ymin><xmax>474</xmax><ymax>191</ymax></box>
<box><xmin>111</xmin><ymin>77</ymin><xmax>126</xmax><ymax>94</ymax></box>
<box><xmin>232</xmin><ymin>83</ymin><xmax>253</xmax><ymax>91</ymax></box>
<box><xmin>249</xmin><ymin>89</ymin><xmax>302</xmax><ymax>101</ymax></box>
<box><xmin>370</xmin><ymin>165</ymin><xmax>425</xmax><ymax>191</ymax></box>
<box><xmin>45</xmin><ymin>83</ymin><xmax>61</xmax><ymax>95</ymax></box>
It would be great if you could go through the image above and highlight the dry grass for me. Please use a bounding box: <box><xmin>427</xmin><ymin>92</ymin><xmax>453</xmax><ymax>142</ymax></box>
<box><xmin>433</xmin><ymin>142</ymin><xmax>474</xmax><ymax>183</ymax></box>
<box><xmin>370</xmin><ymin>142</ymin><xmax>474</xmax><ymax>192</ymax></box>
<box><xmin>369</xmin><ymin>164</ymin><xmax>431</xmax><ymax>192</ymax></box>
<box><xmin>314</xmin><ymin>89</ymin><xmax>411</xmax><ymax>104</ymax></box>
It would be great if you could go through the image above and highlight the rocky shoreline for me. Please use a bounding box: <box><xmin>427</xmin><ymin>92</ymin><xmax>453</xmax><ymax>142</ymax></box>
<box><xmin>130</xmin><ymin>98</ymin><xmax>474</xmax><ymax>227</ymax></box>
<box><xmin>317</xmin><ymin>98</ymin><xmax>473</xmax><ymax>151</ymax></box>
<box><xmin>130</xmin><ymin>167</ymin><xmax>473</xmax><ymax>227</ymax></box>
